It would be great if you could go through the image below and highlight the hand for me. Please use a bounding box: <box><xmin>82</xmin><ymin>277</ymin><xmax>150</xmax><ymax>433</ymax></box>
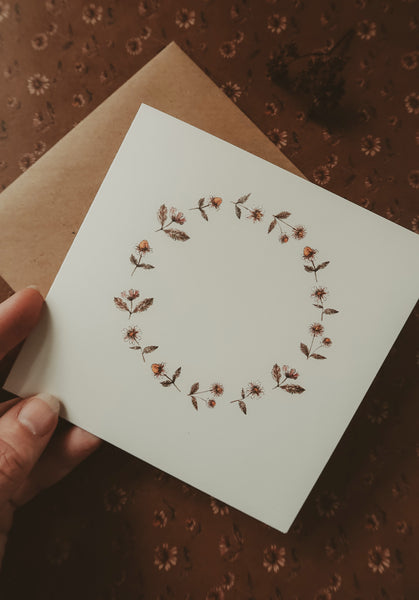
<box><xmin>0</xmin><ymin>287</ymin><xmax>101</xmax><ymax>568</ymax></box>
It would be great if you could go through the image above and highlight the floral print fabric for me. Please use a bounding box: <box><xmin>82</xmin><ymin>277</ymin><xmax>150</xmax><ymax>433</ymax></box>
<box><xmin>0</xmin><ymin>1</ymin><xmax>418</xmax><ymax>598</ymax></box>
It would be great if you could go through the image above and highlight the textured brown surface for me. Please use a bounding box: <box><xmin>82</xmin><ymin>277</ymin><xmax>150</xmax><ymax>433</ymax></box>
<box><xmin>0</xmin><ymin>1</ymin><xmax>418</xmax><ymax>599</ymax></box>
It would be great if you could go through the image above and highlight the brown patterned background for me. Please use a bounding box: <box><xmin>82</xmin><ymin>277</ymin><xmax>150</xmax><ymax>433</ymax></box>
<box><xmin>0</xmin><ymin>0</ymin><xmax>418</xmax><ymax>598</ymax></box>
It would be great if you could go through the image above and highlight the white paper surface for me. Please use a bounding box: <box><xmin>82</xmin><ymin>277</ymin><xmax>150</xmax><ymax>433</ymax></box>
<box><xmin>5</xmin><ymin>105</ymin><xmax>419</xmax><ymax>532</ymax></box>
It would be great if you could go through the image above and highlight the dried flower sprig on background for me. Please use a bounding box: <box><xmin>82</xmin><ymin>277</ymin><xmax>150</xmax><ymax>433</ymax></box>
<box><xmin>114</xmin><ymin>289</ymin><xmax>154</xmax><ymax>319</ymax></box>
<box><xmin>230</xmin><ymin>382</ymin><xmax>264</xmax><ymax>414</ymax></box>
<box><xmin>156</xmin><ymin>204</ymin><xmax>190</xmax><ymax>241</ymax></box>
<box><xmin>300</xmin><ymin>323</ymin><xmax>332</xmax><ymax>360</ymax></box>
<box><xmin>189</xmin><ymin>196</ymin><xmax>223</xmax><ymax>221</ymax></box>
<box><xmin>232</xmin><ymin>194</ymin><xmax>264</xmax><ymax>222</ymax></box>
<box><xmin>267</xmin><ymin>211</ymin><xmax>307</xmax><ymax>243</ymax></box>
<box><xmin>311</xmin><ymin>286</ymin><xmax>339</xmax><ymax>321</ymax></box>
<box><xmin>130</xmin><ymin>239</ymin><xmax>154</xmax><ymax>276</ymax></box>
<box><xmin>152</xmin><ymin>363</ymin><xmax>182</xmax><ymax>392</ymax></box>
<box><xmin>302</xmin><ymin>246</ymin><xmax>330</xmax><ymax>282</ymax></box>
<box><xmin>130</xmin><ymin>344</ymin><xmax>159</xmax><ymax>362</ymax></box>
<box><xmin>271</xmin><ymin>364</ymin><xmax>305</xmax><ymax>394</ymax></box>
<box><xmin>187</xmin><ymin>382</ymin><xmax>223</xmax><ymax>410</ymax></box>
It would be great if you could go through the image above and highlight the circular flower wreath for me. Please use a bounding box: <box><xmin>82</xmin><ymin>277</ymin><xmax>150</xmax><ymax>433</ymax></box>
<box><xmin>114</xmin><ymin>194</ymin><xmax>339</xmax><ymax>415</ymax></box>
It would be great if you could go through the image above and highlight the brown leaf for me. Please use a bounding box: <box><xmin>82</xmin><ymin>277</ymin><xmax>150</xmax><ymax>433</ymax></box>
<box><xmin>280</xmin><ymin>384</ymin><xmax>305</xmax><ymax>394</ymax></box>
<box><xmin>134</xmin><ymin>297</ymin><xmax>154</xmax><ymax>312</ymax></box>
<box><xmin>158</xmin><ymin>204</ymin><xmax>167</xmax><ymax>226</ymax></box>
<box><xmin>198</xmin><ymin>197</ymin><xmax>205</xmax><ymax>208</ymax></box>
<box><xmin>114</xmin><ymin>297</ymin><xmax>129</xmax><ymax>312</ymax></box>
<box><xmin>268</xmin><ymin>219</ymin><xmax>277</xmax><ymax>234</ymax></box>
<box><xmin>143</xmin><ymin>345</ymin><xmax>158</xmax><ymax>354</ymax></box>
<box><xmin>130</xmin><ymin>254</ymin><xmax>138</xmax><ymax>266</ymax></box>
<box><xmin>189</xmin><ymin>382</ymin><xmax>199</xmax><ymax>395</ymax></box>
<box><xmin>317</xmin><ymin>261</ymin><xmax>330</xmax><ymax>270</ymax></box>
<box><xmin>311</xmin><ymin>353</ymin><xmax>326</xmax><ymax>360</ymax></box>
<box><xmin>300</xmin><ymin>343</ymin><xmax>309</xmax><ymax>357</ymax></box>
<box><xmin>129</xmin><ymin>345</ymin><xmax>142</xmax><ymax>350</ymax></box>
<box><xmin>271</xmin><ymin>363</ymin><xmax>281</xmax><ymax>384</ymax></box>
<box><xmin>239</xmin><ymin>400</ymin><xmax>247</xmax><ymax>414</ymax></box>
<box><xmin>173</xmin><ymin>367</ymin><xmax>182</xmax><ymax>381</ymax></box>
<box><xmin>304</xmin><ymin>265</ymin><xmax>315</xmax><ymax>272</ymax></box>
<box><xmin>275</xmin><ymin>211</ymin><xmax>291</xmax><ymax>219</ymax></box>
<box><xmin>199</xmin><ymin>207</ymin><xmax>209</xmax><ymax>221</ymax></box>
<box><xmin>237</xmin><ymin>193</ymin><xmax>250</xmax><ymax>204</ymax></box>
<box><xmin>191</xmin><ymin>396</ymin><xmax>198</xmax><ymax>410</ymax></box>
<box><xmin>235</xmin><ymin>204</ymin><xmax>242</xmax><ymax>219</ymax></box>
<box><xmin>139</xmin><ymin>263</ymin><xmax>154</xmax><ymax>269</ymax></box>
<box><xmin>161</xmin><ymin>380</ymin><xmax>172</xmax><ymax>387</ymax></box>
<box><xmin>164</xmin><ymin>228</ymin><xmax>190</xmax><ymax>241</ymax></box>
<box><xmin>324</xmin><ymin>308</ymin><xmax>339</xmax><ymax>315</ymax></box>
<box><xmin>313</xmin><ymin>303</ymin><xmax>323</xmax><ymax>309</ymax></box>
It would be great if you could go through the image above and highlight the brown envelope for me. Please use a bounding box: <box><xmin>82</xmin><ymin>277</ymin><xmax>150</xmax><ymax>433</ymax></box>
<box><xmin>0</xmin><ymin>42</ymin><xmax>303</xmax><ymax>296</ymax></box>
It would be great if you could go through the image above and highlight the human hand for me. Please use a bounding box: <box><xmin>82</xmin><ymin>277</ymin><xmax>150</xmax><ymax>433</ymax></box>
<box><xmin>0</xmin><ymin>287</ymin><xmax>101</xmax><ymax>568</ymax></box>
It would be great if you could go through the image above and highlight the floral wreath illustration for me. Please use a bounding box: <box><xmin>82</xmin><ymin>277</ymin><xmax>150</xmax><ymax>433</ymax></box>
<box><xmin>114</xmin><ymin>195</ymin><xmax>339</xmax><ymax>415</ymax></box>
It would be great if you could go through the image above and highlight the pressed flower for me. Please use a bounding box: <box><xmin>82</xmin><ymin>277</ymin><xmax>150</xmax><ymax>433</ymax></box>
<box><xmin>211</xmin><ymin>383</ymin><xmax>224</xmax><ymax>396</ymax></box>
<box><xmin>121</xmin><ymin>289</ymin><xmax>140</xmax><ymax>301</ymax></box>
<box><xmin>293</xmin><ymin>225</ymin><xmax>306</xmax><ymax>239</ymax></box>
<box><xmin>322</xmin><ymin>337</ymin><xmax>332</xmax><ymax>346</ymax></box>
<box><xmin>219</xmin><ymin>40</ymin><xmax>236</xmax><ymax>59</ymax></box>
<box><xmin>247</xmin><ymin>382</ymin><xmax>263</xmax><ymax>397</ymax></box>
<box><xmin>221</xmin><ymin>81</ymin><xmax>242</xmax><ymax>103</ymax></box>
<box><xmin>283</xmin><ymin>366</ymin><xmax>299</xmax><ymax>379</ymax></box>
<box><xmin>263</xmin><ymin>544</ymin><xmax>286</xmax><ymax>572</ymax></box>
<box><xmin>405</xmin><ymin>92</ymin><xmax>419</xmax><ymax>115</ymax></box>
<box><xmin>267</xmin><ymin>14</ymin><xmax>287</xmax><ymax>34</ymax></box>
<box><xmin>303</xmin><ymin>246</ymin><xmax>317</xmax><ymax>260</ymax></box>
<box><xmin>367</xmin><ymin>545</ymin><xmax>390</xmax><ymax>574</ymax></box>
<box><xmin>248</xmin><ymin>208</ymin><xmax>263</xmax><ymax>222</ymax></box>
<box><xmin>175</xmin><ymin>8</ymin><xmax>195</xmax><ymax>29</ymax></box>
<box><xmin>361</xmin><ymin>134</ymin><xmax>381</xmax><ymax>156</ymax></box>
<box><xmin>152</xmin><ymin>509</ymin><xmax>168</xmax><ymax>528</ymax></box>
<box><xmin>280</xmin><ymin>233</ymin><xmax>289</xmax><ymax>243</ymax></box>
<box><xmin>310</xmin><ymin>323</ymin><xmax>324</xmax><ymax>337</ymax></box>
<box><xmin>208</xmin><ymin>399</ymin><xmax>216</xmax><ymax>408</ymax></box>
<box><xmin>154</xmin><ymin>543</ymin><xmax>178</xmax><ymax>571</ymax></box>
<box><xmin>312</xmin><ymin>286</ymin><xmax>328</xmax><ymax>301</ymax></box>
<box><xmin>170</xmin><ymin>207</ymin><xmax>186</xmax><ymax>224</ymax></box>
<box><xmin>123</xmin><ymin>326</ymin><xmax>140</xmax><ymax>344</ymax></box>
<box><xmin>313</xmin><ymin>165</ymin><xmax>331</xmax><ymax>186</ymax></box>
<box><xmin>137</xmin><ymin>239</ymin><xmax>151</xmax><ymax>253</ymax></box>
<box><xmin>151</xmin><ymin>363</ymin><xmax>165</xmax><ymax>376</ymax></box>
<box><xmin>82</xmin><ymin>3</ymin><xmax>103</xmax><ymax>25</ymax></box>
<box><xmin>356</xmin><ymin>19</ymin><xmax>376</xmax><ymax>40</ymax></box>
<box><xmin>125</xmin><ymin>37</ymin><xmax>142</xmax><ymax>56</ymax></box>
<box><xmin>27</xmin><ymin>73</ymin><xmax>50</xmax><ymax>96</ymax></box>
<box><xmin>210</xmin><ymin>196</ymin><xmax>222</xmax><ymax>208</ymax></box>
<box><xmin>268</xmin><ymin>128</ymin><xmax>288</xmax><ymax>148</ymax></box>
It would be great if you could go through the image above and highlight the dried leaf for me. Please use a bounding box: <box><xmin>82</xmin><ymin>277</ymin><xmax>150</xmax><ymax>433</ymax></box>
<box><xmin>271</xmin><ymin>363</ymin><xmax>281</xmax><ymax>384</ymax></box>
<box><xmin>161</xmin><ymin>380</ymin><xmax>172</xmax><ymax>387</ymax></box>
<box><xmin>268</xmin><ymin>219</ymin><xmax>277</xmax><ymax>234</ymax></box>
<box><xmin>317</xmin><ymin>261</ymin><xmax>330</xmax><ymax>270</ymax></box>
<box><xmin>198</xmin><ymin>197</ymin><xmax>205</xmax><ymax>208</ymax></box>
<box><xmin>173</xmin><ymin>367</ymin><xmax>182</xmax><ymax>381</ymax></box>
<box><xmin>313</xmin><ymin>303</ymin><xmax>323</xmax><ymax>309</ymax></box>
<box><xmin>324</xmin><ymin>308</ymin><xmax>339</xmax><ymax>315</ymax></box>
<box><xmin>130</xmin><ymin>254</ymin><xmax>138</xmax><ymax>266</ymax></box>
<box><xmin>189</xmin><ymin>382</ymin><xmax>199</xmax><ymax>395</ymax></box>
<box><xmin>241</xmin><ymin>388</ymin><xmax>245</xmax><ymax>399</ymax></box>
<box><xmin>311</xmin><ymin>353</ymin><xmax>326</xmax><ymax>360</ymax></box>
<box><xmin>239</xmin><ymin>400</ymin><xmax>247</xmax><ymax>415</ymax></box>
<box><xmin>129</xmin><ymin>345</ymin><xmax>142</xmax><ymax>350</ymax></box>
<box><xmin>199</xmin><ymin>207</ymin><xmax>209</xmax><ymax>221</ymax></box>
<box><xmin>143</xmin><ymin>345</ymin><xmax>158</xmax><ymax>354</ymax></box>
<box><xmin>275</xmin><ymin>211</ymin><xmax>291</xmax><ymax>219</ymax></box>
<box><xmin>304</xmin><ymin>265</ymin><xmax>315</xmax><ymax>272</ymax></box>
<box><xmin>300</xmin><ymin>343</ymin><xmax>309</xmax><ymax>357</ymax></box>
<box><xmin>237</xmin><ymin>193</ymin><xmax>250</xmax><ymax>204</ymax></box>
<box><xmin>280</xmin><ymin>384</ymin><xmax>305</xmax><ymax>394</ymax></box>
<box><xmin>191</xmin><ymin>396</ymin><xmax>198</xmax><ymax>410</ymax></box>
<box><xmin>235</xmin><ymin>204</ymin><xmax>242</xmax><ymax>219</ymax></box>
<box><xmin>134</xmin><ymin>297</ymin><xmax>154</xmax><ymax>312</ymax></box>
<box><xmin>139</xmin><ymin>263</ymin><xmax>154</xmax><ymax>270</ymax></box>
<box><xmin>158</xmin><ymin>204</ymin><xmax>167</xmax><ymax>226</ymax></box>
<box><xmin>114</xmin><ymin>297</ymin><xmax>129</xmax><ymax>312</ymax></box>
<box><xmin>164</xmin><ymin>228</ymin><xmax>190</xmax><ymax>241</ymax></box>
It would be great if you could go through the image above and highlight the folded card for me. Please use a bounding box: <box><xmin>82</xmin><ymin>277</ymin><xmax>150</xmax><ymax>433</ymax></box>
<box><xmin>5</xmin><ymin>105</ymin><xmax>419</xmax><ymax>532</ymax></box>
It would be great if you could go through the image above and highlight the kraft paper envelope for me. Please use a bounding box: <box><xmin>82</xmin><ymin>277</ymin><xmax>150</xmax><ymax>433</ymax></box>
<box><xmin>0</xmin><ymin>42</ymin><xmax>302</xmax><ymax>296</ymax></box>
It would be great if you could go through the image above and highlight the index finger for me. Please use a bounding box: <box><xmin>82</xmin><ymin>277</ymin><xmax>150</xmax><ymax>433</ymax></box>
<box><xmin>0</xmin><ymin>287</ymin><xmax>44</xmax><ymax>360</ymax></box>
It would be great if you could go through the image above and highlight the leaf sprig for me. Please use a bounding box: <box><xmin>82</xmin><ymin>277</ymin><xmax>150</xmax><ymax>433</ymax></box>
<box><xmin>156</xmin><ymin>204</ymin><xmax>190</xmax><ymax>241</ymax></box>
<box><xmin>114</xmin><ymin>290</ymin><xmax>154</xmax><ymax>319</ymax></box>
<box><xmin>130</xmin><ymin>344</ymin><xmax>159</xmax><ymax>362</ymax></box>
<box><xmin>189</xmin><ymin>196</ymin><xmax>223</xmax><ymax>221</ymax></box>
<box><xmin>271</xmin><ymin>364</ymin><xmax>305</xmax><ymax>393</ymax></box>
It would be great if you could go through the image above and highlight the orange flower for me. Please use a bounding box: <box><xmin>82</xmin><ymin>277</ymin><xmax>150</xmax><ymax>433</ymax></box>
<box><xmin>310</xmin><ymin>323</ymin><xmax>324</xmax><ymax>337</ymax></box>
<box><xmin>322</xmin><ymin>337</ymin><xmax>332</xmax><ymax>346</ymax></box>
<box><xmin>208</xmin><ymin>399</ymin><xmax>216</xmax><ymax>408</ymax></box>
<box><xmin>280</xmin><ymin>233</ymin><xmax>289</xmax><ymax>243</ymax></box>
<box><xmin>248</xmin><ymin>208</ymin><xmax>263</xmax><ymax>222</ymax></box>
<box><xmin>210</xmin><ymin>196</ymin><xmax>222</xmax><ymax>208</ymax></box>
<box><xmin>137</xmin><ymin>239</ymin><xmax>151</xmax><ymax>253</ymax></box>
<box><xmin>151</xmin><ymin>363</ymin><xmax>165</xmax><ymax>376</ymax></box>
<box><xmin>247</xmin><ymin>382</ymin><xmax>263</xmax><ymax>397</ymax></box>
<box><xmin>123</xmin><ymin>326</ymin><xmax>140</xmax><ymax>344</ymax></box>
<box><xmin>283</xmin><ymin>366</ymin><xmax>299</xmax><ymax>379</ymax></box>
<box><xmin>211</xmin><ymin>383</ymin><xmax>224</xmax><ymax>396</ymax></box>
<box><xmin>170</xmin><ymin>207</ymin><xmax>186</xmax><ymax>224</ymax></box>
<box><xmin>303</xmin><ymin>246</ymin><xmax>317</xmax><ymax>260</ymax></box>
<box><xmin>121</xmin><ymin>289</ymin><xmax>140</xmax><ymax>301</ymax></box>
<box><xmin>293</xmin><ymin>225</ymin><xmax>306</xmax><ymax>239</ymax></box>
<box><xmin>311</xmin><ymin>286</ymin><xmax>328</xmax><ymax>301</ymax></box>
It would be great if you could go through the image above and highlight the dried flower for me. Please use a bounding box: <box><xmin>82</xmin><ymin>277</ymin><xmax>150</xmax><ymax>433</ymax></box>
<box><xmin>137</xmin><ymin>239</ymin><xmax>151</xmax><ymax>253</ymax></box>
<box><xmin>322</xmin><ymin>337</ymin><xmax>332</xmax><ymax>346</ymax></box>
<box><xmin>312</xmin><ymin>286</ymin><xmax>328</xmax><ymax>301</ymax></box>
<box><xmin>123</xmin><ymin>326</ymin><xmax>140</xmax><ymax>344</ymax></box>
<box><xmin>211</xmin><ymin>383</ymin><xmax>224</xmax><ymax>396</ymax></box>
<box><xmin>121</xmin><ymin>289</ymin><xmax>140</xmax><ymax>301</ymax></box>
<box><xmin>151</xmin><ymin>363</ymin><xmax>165</xmax><ymax>376</ymax></box>
<box><xmin>310</xmin><ymin>323</ymin><xmax>324</xmax><ymax>337</ymax></box>
<box><xmin>293</xmin><ymin>225</ymin><xmax>306</xmax><ymax>239</ymax></box>
<box><xmin>170</xmin><ymin>207</ymin><xmax>186</xmax><ymax>224</ymax></box>
<box><xmin>280</xmin><ymin>233</ymin><xmax>289</xmax><ymax>243</ymax></box>
<box><xmin>283</xmin><ymin>366</ymin><xmax>299</xmax><ymax>379</ymax></box>
<box><xmin>210</xmin><ymin>196</ymin><xmax>223</xmax><ymax>208</ymax></box>
<box><xmin>247</xmin><ymin>382</ymin><xmax>263</xmax><ymax>397</ymax></box>
<box><xmin>303</xmin><ymin>246</ymin><xmax>317</xmax><ymax>260</ymax></box>
<box><xmin>248</xmin><ymin>208</ymin><xmax>264</xmax><ymax>222</ymax></box>
<box><xmin>208</xmin><ymin>399</ymin><xmax>216</xmax><ymax>408</ymax></box>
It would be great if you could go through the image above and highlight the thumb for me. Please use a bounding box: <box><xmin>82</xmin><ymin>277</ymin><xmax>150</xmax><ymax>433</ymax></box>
<box><xmin>0</xmin><ymin>394</ymin><xmax>59</xmax><ymax>503</ymax></box>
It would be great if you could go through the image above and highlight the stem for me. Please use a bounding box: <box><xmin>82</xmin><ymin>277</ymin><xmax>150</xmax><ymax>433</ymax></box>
<box><xmin>308</xmin><ymin>334</ymin><xmax>315</xmax><ymax>359</ymax></box>
<box><xmin>311</xmin><ymin>259</ymin><xmax>318</xmax><ymax>282</ymax></box>
<box><xmin>131</xmin><ymin>253</ymin><xmax>142</xmax><ymax>276</ymax></box>
<box><xmin>155</xmin><ymin>219</ymin><xmax>174</xmax><ymax>232</ymax></box>
<box><xmin>274</xmin><ymin>216</ymin><xmax>297</xmax><ymax>231</ymax></box>
<box><xmin>190</xmin><ymin>204</ymin><xmax>209</xmax><ymax>211</ymax></box>
<box><xmin>273</xmin><ymin>376</ymin><xmax>287</xmax><ymax>389</ymax></box>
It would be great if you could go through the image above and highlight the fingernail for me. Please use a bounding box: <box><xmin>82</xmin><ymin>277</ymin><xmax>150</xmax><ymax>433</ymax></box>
<box><xmin>18</xmin><ymin>393</ymin><xmax>60</xmax><ymax>436</ymax></box>
<box><xmin>26</xmin><ymin>284</ymin><xmax>41</xmax><ymax>292</ymax></box>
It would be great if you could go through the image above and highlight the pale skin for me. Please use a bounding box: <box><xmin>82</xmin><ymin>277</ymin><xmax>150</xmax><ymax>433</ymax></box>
<box><xmin>0</xmin><ymin>287</ymin><xmax>101</xmax><ymax>568</ymax></box>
